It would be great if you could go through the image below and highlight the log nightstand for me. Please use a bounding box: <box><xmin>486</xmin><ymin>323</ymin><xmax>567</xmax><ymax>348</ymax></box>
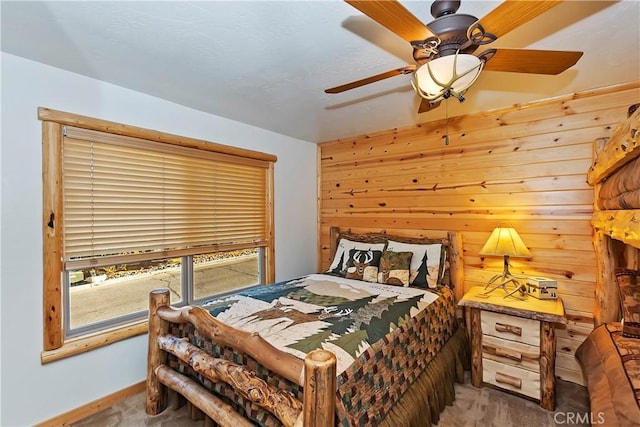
<box><xmin>458</xmin><ymin>286</ymin><xmax>566</xmax><ymax>410</ymax></box>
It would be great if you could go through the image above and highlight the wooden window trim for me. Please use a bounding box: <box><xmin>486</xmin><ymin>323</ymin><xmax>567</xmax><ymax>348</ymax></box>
<box><xmin>40</xmin><ymin>107</ymin><xmax>277</xmax><ymax>362</ymax></box>
<box><xmin>39</xmin><ymin>108</ymin><xmax>277</xmax><ymax>162</ymax></box>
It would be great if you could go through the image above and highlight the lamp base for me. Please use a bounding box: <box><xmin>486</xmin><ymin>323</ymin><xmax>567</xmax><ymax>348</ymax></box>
<box><xmin>483</xmin><ymin>255</ymin><xmax>527</xmax><ymax>300</ymax></box>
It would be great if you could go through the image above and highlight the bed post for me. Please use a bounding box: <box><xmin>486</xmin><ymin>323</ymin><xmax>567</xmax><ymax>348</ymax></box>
<box><xmin>592</xmin><ymin>231</ymin><xmax>619</xmax><ymax>327</ymax></box>
<box><xmin>146</xmin><ymin>288</ymin><xmax>170</xmax><ymax>415</ymax></box>
<box><xmin>329</xmin><ymin>227</ymin><xmax>339</xmax><ymax>264</ymax></box>
<box><xmin>448</xmin><ymin>231</ymin><xmax>465</xmax><ymax>301</ymax></box>
<box><xmin>303</xmin><ymin>349</ymin><xmax>336</xmax><ymax>427</ymax></box>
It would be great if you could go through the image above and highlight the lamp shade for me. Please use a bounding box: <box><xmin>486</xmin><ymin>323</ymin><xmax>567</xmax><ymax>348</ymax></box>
<box><xmin>479</xmin><ymin>226</ymin><xmax>532</xmax><ymax>258</ymax></box>
<box><xmin>414</xmin><ymin>54</ymin><xmax>482</xmax><ymax>96</ymax></box>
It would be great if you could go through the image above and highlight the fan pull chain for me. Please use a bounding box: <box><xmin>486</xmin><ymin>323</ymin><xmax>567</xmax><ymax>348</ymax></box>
<box><xmin>444</xmin><ymin>99</ymin><xmax>450</xmax><ymax>146</ymax></box>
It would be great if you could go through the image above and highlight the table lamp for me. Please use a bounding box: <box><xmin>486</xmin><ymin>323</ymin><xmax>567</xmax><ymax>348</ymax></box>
<box><xmin>479</xmin><ymin>224</ymin><xmax>532</xmax><ymax>299</ymax></box>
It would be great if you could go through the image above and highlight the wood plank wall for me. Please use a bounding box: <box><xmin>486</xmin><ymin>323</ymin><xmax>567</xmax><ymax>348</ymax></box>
<box><xmin>318</xmin><ymin>81</ymin><xmax>640</xmax><ymax>385</ymax></box>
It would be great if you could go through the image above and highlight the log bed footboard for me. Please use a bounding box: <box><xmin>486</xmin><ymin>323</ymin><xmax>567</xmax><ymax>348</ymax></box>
<box><xmin>146</xmin><ymin>288</ymin><xmax>337</xmax><ymax>427</ymax></box>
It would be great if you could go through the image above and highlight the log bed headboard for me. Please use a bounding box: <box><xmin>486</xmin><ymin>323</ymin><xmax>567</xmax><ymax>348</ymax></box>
<box><xmin>587</xmin><ymin>108</ymin><xmax>640</xmax><ymax>326</ymax></box>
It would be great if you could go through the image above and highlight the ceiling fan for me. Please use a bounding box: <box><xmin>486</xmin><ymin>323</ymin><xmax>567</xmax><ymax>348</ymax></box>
<box><xmin>325</xmin><ymin>0</ymin><xmax>583</xmax><ymax>113</ymax></box>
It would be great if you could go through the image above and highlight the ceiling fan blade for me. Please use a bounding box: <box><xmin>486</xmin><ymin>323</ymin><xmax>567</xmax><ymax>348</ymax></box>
<box><xmin>477</xmin><ymin>0</ymin><xmax>563</xmax><ymax>40</ymax></box>
<box><xmin>481</xmin><ymin>48</ymin><xmax>583</xmax><ymax>75</ymax></box>
<box><xmin>345</xmin><ymin>1</ymin><xmax>435</xmax><ymax>43</ymax></box>
<box><xmin>418</xmin><ymin>99</ymin><xmax>441</xmax><ymax>114</ymax></box>
<box><xmin>325</xmin><ymin>65</ymin><xmax>416</xmax><ymax>94</ymax></box>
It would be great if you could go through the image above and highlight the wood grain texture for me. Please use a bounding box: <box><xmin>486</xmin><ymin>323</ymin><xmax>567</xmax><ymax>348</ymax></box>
<box><xmin>540</xmin><ymin>321</ymin><xmax>557</xmax><ymax>410</ymax></box>
<box><xmin>592</xmin><ymin>231</ymin><xmax>619</xmax><ymax>326</ymax></box>
<box><xmin>482</xmin><ymin>335</ymin><xmax>540</xmax><ymax>371</ymax></box>
<box><xmin>477</xmin><ymin>1</ymin><xmax>562</xmax><ymax>39</ymax></box>
<box><xmin>155</xmin><ymin>366</ymin><xmax>254</xmax><ymax>427</ymax></box>
<box><xmin>42</xmin><ymin>121</ymin><xmax>63</xmax><ymax>350</ymax></box>
<box><xmin>157</xmin><ymin>334</ymin><xmax>303</xmax><ymax>426</ymax></box>
<box><xmin>319</xmin><ymin>81</ymin><xmax>640</xmax><ymax>383</ymax></box>
<box><xmin>303</xmin><ymin>349</ymin><xmax>337</xmax><ymax>427</ymax></box>
<box><xmin>470</xmin><ymin>308</ymin><xmax>483</xmax><ymax>388</ymax></box>
<box><xmin>465</xmin><ymin>290</ymin><xmax>561</xmax><ymax>409</ymax></box>
<box><xmin>482</xmin><ymin>49</ymin><xmax>582</xmax><ymax>75</ymax></box>
<box><xmin>41</xmin><ymin>321</ymin><xmax>148</xmax><ymax>364</ymax></box>
<box><xmin>461</xmin><ymin>287</ymin><xmax>565</xmax><ymax>324</ymax></box>
<box><xmin>38</xmin><ymin>107</ymin><xmax>277</xmax><ymax>162</ymax></box>
<box><xmin>146</xmin><ymin>289</ymin><xmax>337</xmax><ymax>427</ymax></box>
<box><xmin>146</xmin><ymin>290</ymin><xmax>339</xmax><ymax>426</ymax></box>
<box><xmin>589</xmin><ymin>108</ymin><xmax>640</xmax><ymax>327</ymax></box>
<box><xmin>587</xmin><ymin>109</ymin><xmax>640</xmax><ymax>185</ymax></box>
<box><xmin>483</xmin><ymin>358</ymin><xmax>540</xmax><ymax>400</ymax></box>
<box><xmin>592</xmin><ymin>210</ymin><xmax>640</xmax><ymax>249</ymax></box>
<box><xmin>146</xmin><ymin>289</ymin><xmax>170</xmax><ymax>415</ymax></box>
<box><xmin>156</xmin><ymin>305</ymin><xmax>305</xmax><ymax>387</ymax></box>
<box><xmin>266</xmin><ymin>162</ymin><xmax>276</xmax><ymax>284</ymax></box>
<box><xmin>344</xmin><ymin>1</ymin><xmax>434</xmax><ymax>43</ymax></box>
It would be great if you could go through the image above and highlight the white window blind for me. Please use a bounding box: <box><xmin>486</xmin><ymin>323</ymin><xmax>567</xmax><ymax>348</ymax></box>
<box><xmin>62</xmin><ymin>126</ymin><xmax>269</xmax><ymax>262</ymax></box>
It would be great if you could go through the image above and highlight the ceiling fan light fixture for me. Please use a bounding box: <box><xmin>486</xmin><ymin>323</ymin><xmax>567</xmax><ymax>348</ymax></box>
<box><xmin>412</xmin><ymin>52</ymin><xmax>482</xmax><ymax>103</ymax></box>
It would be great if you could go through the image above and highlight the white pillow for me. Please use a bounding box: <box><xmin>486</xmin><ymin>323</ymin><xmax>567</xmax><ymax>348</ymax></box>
<box><xmin>328</xmin><ymin>238</ymin><xmax>386</xmax><ymax>274</ymax></box>
<box><xmin>385</xmin><ymin>240</ymin><xmax>444</xmax><ymax>287</ymax></box>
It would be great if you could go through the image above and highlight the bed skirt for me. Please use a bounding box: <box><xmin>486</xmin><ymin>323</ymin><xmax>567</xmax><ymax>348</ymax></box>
<box><xmin>379</xmin><ymin>325</ymin><xmax>470</xmax><ymax>427</ymax></box>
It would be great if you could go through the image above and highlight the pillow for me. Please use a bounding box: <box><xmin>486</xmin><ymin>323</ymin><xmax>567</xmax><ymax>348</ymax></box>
<box><xmin>616</xmin><ymin>268</ymin><xmax>640</xmax><ymax>339</ymax></box>
<box><xmin>385</xmin><ymin>240</ymin><xmax>446</xmax><ymax>288</ymax></box>
<box><xmin>378</xmin><ymin>250</ymin><xmax>413</xmax><ymax>286</ymax></box>
<box><xmin>345</xmin><ymin>249</ymin><xmax>382</xmax><ymax>282</ymax></box>
<box><xmin>327</xmin><ymin>238</ymin><xmax>386</xmax><ymax>276</ymax></box>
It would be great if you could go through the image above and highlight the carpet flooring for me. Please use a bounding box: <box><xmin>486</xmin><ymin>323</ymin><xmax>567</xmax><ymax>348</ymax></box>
<box><xmin>72</xmin><ymin>374</ymin><xmax>590</xmax><ymax>427</ymax></box>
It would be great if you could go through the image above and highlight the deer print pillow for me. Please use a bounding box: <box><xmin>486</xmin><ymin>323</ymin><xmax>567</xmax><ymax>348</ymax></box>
<box><xmin>378</xmin><ymin>251</ymin><xmax>413</xmax><ymax>287</ymax></box>
<box><xmin>345</xmin><ymin>249</ymin><xmax>382</xmax><ymax>282</ymax></box>
<box><xmin>327</xmin><ymin>239</ymin><xmax>386</xmax><ymax>276</ymax></box>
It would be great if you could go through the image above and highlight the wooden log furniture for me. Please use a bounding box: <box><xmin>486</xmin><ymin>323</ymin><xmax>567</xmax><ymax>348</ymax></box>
<box><xmin>458</xmin><ymin>287</ymin><xmax>565</xmax><ymax>410</ymax></box>
<box><xmin>587</xmin><ymin>108</ymin><xmax>640</xmax><ymax>326</ymax></box>
<box><xmin>575</xmin><ymin>107</ymin><xmax>640</xmax><ymax>425</ymax></box>
<box><xmin>146</xmin><ymin>227</ymin><xmax>468</xmax><ymax>426</ymax></box>
<box><xmin>147</xmin><ymin>288</ymin><xmax>335</xmax><ymax>427</ymax></box>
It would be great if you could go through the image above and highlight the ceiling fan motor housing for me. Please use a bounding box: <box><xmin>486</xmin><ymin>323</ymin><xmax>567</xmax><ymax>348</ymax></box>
<box><xmin>412</xmin><ymin>0</ymin><xmax>480</xmax><ymax>63</ymax></box>
<box><xmin>430</xmin><ymin>0</ymin><xmax>461</xmax><ymax>18</ymax></box>
<box><xmin>428</xmin><ymin>13</ymin><xmax>478</xmax><ymax>55</ymax></box>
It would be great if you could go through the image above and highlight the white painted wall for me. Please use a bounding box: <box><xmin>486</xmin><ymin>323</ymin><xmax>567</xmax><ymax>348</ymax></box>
<box><xmin>0</xmin><ymin>52</ymin><xmax>318</xmax><ymax>426</ymax></box>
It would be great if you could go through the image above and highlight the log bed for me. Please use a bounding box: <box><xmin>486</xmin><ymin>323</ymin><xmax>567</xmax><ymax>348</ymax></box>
<box><xmin>146</xmin><ymin>227</ymin><xmax>469</xmax><ymax>426</ymax></box>
<box><xmin>575</xmin><ymin>107</ymin><xmax>640</xmax><ymax>425</ymax></box>
<box><xmin>587</xmin><ymin>107</ymin><xmax>639</xmax><ymax>325</ymax></box>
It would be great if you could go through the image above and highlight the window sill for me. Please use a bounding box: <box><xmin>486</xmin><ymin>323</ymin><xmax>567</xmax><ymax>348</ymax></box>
<box><xmin>41</xmin><ymin>319</ymin><xmax>148</xmax><ymax>364</ymax></box>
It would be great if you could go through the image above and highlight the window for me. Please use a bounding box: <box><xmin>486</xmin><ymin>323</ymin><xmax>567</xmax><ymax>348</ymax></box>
<box><xmin>40</xmin><ymin>108</ymin><xmax>276</xmax><ymax>362</ymax></box>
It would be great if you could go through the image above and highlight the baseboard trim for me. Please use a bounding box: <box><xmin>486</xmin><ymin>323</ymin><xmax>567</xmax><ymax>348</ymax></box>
<box><xmin>34</xmin><ymin>381</ymin><xmax>145</xmax><ymax>427</ymax></box>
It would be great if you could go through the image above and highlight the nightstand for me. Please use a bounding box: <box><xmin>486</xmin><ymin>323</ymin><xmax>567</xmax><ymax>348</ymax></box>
<box><xmin>458</xmin><ymin>286</ymin><xmax>566</xmax><ymax>410</ymax></box>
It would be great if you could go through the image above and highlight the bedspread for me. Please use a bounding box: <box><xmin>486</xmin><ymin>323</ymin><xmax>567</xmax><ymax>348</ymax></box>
<box><xmin>173</xmin><ymin>274</ymin><xmax>458</xmax><ymax>426</ymax></box>
<box><xmin>575</xmin><ymin>323</ymin><xmax>640</xmax><ymax>426</ymax></box>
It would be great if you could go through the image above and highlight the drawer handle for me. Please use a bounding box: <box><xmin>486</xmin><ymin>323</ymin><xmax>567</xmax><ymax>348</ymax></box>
<box><xmin>495</xmin><ymin>372</ymin><xmax>522</xmax><ymax>389</ymax></box>
<box><xmin>495</xmin><ymin>322</ymin><xmax>522</xmax><ymax>336</ymax></box>
<box><xmin>496</xmin><ymin>347</ymin><xmax>522</xmax><ymax>362</ymax></box>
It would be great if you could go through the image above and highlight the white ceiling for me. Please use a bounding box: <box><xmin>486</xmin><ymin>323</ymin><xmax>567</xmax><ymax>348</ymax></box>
<box><xmin>2</xmin><ymin>1</ymin><xmax>639</xmax><ymax>143</ymax></box>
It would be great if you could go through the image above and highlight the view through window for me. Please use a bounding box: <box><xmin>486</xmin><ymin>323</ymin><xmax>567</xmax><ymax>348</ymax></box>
<box><xmin>67</xmin><ymin>249</ymin><xmax>261</xmax><ymax>334</ymax></box>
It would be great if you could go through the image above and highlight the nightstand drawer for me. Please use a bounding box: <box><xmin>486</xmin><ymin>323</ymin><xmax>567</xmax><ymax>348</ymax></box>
<box><xmin>481</xmin><ymin>310</ymin><xmax>540</xmax><ymax>346</ymax></box>
<box><xmin>482</xmin><ymin>358</ymin><xmax>540</xmax><ymax>399</ymax></box>
<box><xmin>482</xmin><ymin>335</ymin><xmax>540</xmax><ymax>372</ymax></box>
